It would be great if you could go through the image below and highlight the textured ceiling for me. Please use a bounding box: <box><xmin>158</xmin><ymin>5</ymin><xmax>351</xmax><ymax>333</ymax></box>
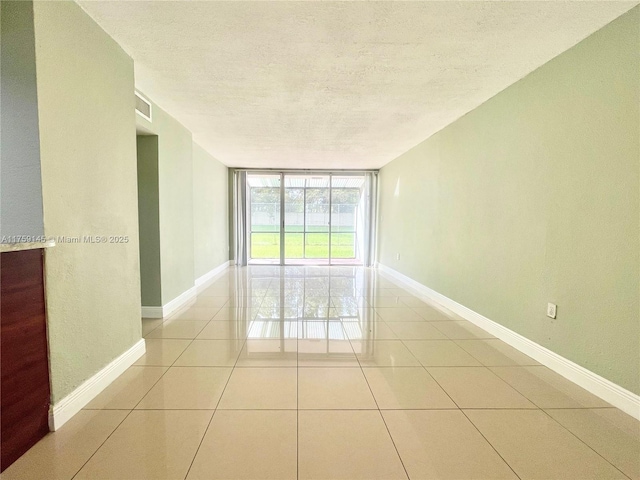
<box><xmin>78</xmin><ymin>1</ymin><xmax>637</xmax><ymax>169</ymax></box>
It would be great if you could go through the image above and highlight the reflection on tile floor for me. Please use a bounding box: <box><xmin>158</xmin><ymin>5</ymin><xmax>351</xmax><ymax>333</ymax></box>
<box><xmin>4</xmin><ymin>266</ymin><xmax>639</xmax><ymax>479</ymax></box>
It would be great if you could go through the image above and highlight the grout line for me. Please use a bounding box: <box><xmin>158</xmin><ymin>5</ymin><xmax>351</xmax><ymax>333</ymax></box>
<box><xmin>183</xmin><ymin>333</ymin><xmax>248</xmax><ymax>479</ymax></box>
<box><xmin>420</xmin><ymin>364</ymin><xmax>523</xmax><ymax>480</ymax></box>
<box><xmin>68</xmin><ymin>267</ymin><xmax>634</xmax><ymax>480</ymax></box>
<box><xmin>539</xmin><ymin>409</ymin><xmax>633</xmax><ymax>480</ymax></box>
<box><xmin>352</xmin><ymin>334</ymin><xmax>411</xmax><ymax>480</ymax></box>
<box><xmin>70</xmin><ymin>328</ymin><xmax>194</xmax><ymax>479</ymax></box>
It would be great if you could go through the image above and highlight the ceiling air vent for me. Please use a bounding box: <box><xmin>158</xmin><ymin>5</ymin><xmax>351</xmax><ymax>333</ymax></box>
<box><xmin>135</xmin><ymin>91</ymin><xmax>152</xmax><ymax>122</ymax></box>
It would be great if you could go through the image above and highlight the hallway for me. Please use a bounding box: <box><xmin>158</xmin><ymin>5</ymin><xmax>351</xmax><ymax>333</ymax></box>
<box><xmin>4</xmin><ymin>266</ymin><xmax>638</xmax><ymax>480</ymax></box>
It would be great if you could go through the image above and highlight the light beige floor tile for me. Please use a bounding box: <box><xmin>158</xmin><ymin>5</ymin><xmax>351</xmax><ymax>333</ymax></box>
<box><xmin>74</xmin><ymin>410</ymin><xmax>212</xmax><ymax>480</ymax></box>
<box><xmin>187</xmin><ymin>410</ymin><xmax>297</xmax><ymax>480</ymax></box>
<box><xmin>173</xmin><ymin>339</ymin><xmax>243</xmax><ymax>366</ymax></box>
<box><xmin>490</xmin><ymin>366</ymin><xmax>611</xmax><ymax>408</ymax></box>
<box><xmin>145</xmin><ymin>320</ymin><xmax>209</xmax><ymax>339</ymax></box>
<box><xmin>256</xmin><ymin>306</ymin><xmax>300</xmax><ymax>320</ymax></box>
<box><xmin>136</xmin><ymin>367</ymin><xmax>231</xmax><ymax>409</ymax></box>
<box><xmin>299</xmin><ymin>367</ymin><xmax>377</xmax><ymax>409</ymax></box>
<box><xmin>431</xmin><ymin>320</ymin><xmax>496</xmax><ymax>339</ymax></box>
<box><xmin>427</xmin><ymin>367</ymin><xmax>536</xmax><ymax>408</ymax></box>
<box><xmin>196</xmin><ymin>320</ymin><xmax>250</xmax><ymax>339</ymax></box>
<box><xmin>465</xmin><ymin>409</ymin><xmax>627</xmax><ymax>479</ymax></box>
<box><xmin>455</xmin><ymin>339</ymin><xmax>540</xmax><ymax>366</ymax></box>
<box><xmin>398</xmin><ymin>296</ymin><xmax>434</xmax><ymax>309</ymax></box>
<box><xmin>387</xmin><ymin>321</ymin><xmax>448</xmax><ymax>340</ymax></box>
<box><xmin>298</xmin><ymin>339</ymin><xmax>358</xmax><ymax>366</ymax></box>
<box><xmin>199</xmin><ymin>286</ymin><xmax>232</xmax><ymax>297</ymax></box>
<box><xmin>411</xmin><ymin>306</ymin><xmax>457</xmax><ymax>321</ymax></box>
<box><xmin>85</xmin><ymin>366</ymin><xmax>167</xmax><ymax>409</ymax></box>
<box><xmin>376</xmin><ymin>307</ymin><xmax>425</xmax><ymax>322</ymax></box>
<box><xmin>352</xmin><ymin>340</ymin><xmax>421</xmax><ymax>366</ymax></box>
<box><xmin>331</xmin><ymin>303</ymin><xmax>365</xmax><ymax>317</ymax></box>
<box><xmin>2</xmin><ymin>410</ymin><xmax>128</xmax><ymax>480</ymax></box>
<box><xmin>298</xmin><ymin>320</ymin><xmax>346</xmax><ymax>340</ymax></box>
<box><xmin>211</xmin><ymin>306</ymin><xmax>256</xmax><ymax>321</ymax></box>
<box><xmin>331</xmin><ymin>296</ymin><xmax>368</xmax><ymax>309</ymax></box>
<box><xmin>363</xmin><ymin>367</ymin><xmax>456</xmax><ymax>409</ymax></box>
<box><xmin>236</xmin><ymin>339</ymin><xmax>298</xmax><ymax>366</ymax></box>
<box><xmin>218</xmin><ymin>367</ymin><xmax>297</xmax><ymax>409</ymax></box>
<box><xmin>142</xmin><ymin>318</ymin><xmax>163</xmax><ymax>336</ymax></box>
<box><xmin>226</xmin><ymin>296</ymin><xmax>264</xmax><ymax>308</ymax></box>
<box><xmin>368</xmin><ymin>296</ymin><xmax>405</xmax><ymax>308</ymax></box>
<box><xmin>403</xmin><ymin>340</ymin><xmax>482</xmax><ymax>366</ymax></box>
<box><xmin>384</xmin><ymin>284</ymin><xmax>412</xmax><ymax>292</ymax></box>
<box><xmin>545</xmin><ymin>408</ymin><xmax>640</xmax><ymax>479</ymax></box>
<box><xmin>134</xmin><ymin>339</ymin><xmax>191</xmax><ymax>366</ymax></box>
<box><xmin>343</xmin><ymin>320</ymin><xmax>398</xmax><ymax>340</ymax></box>
<box><xmin>249</xmin><ymin>319</ymin><xmax>299</xmax><ymax>339</ymax></box>
<box><xmin>300</xmin><ymin>306</ymin><xmax>339</xmax><ymax>319</ymax></box>
<box><xmin>171</xmin><ymin>306</ymin><xmax>219</xmax><ymax>321</ymax></box>
<box><xmin>192</xmin><ymin>296</ymin><xmax>230</xmax><ymax>308</ymax></box>
<box><xmin>383</xmin><ymin>410</ymin><xmax>518</xmax><ymax>479</ymax></box>
<box><xmin>298</xmin><ymin>410</ymin><xmax>407</xmax><ymax>479</ymax></box>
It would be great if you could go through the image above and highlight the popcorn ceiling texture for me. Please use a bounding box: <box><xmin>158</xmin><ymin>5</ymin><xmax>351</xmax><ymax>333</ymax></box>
<box><xmin>78</xmin><ymin>1</ymin><xmax>637</xmax><ymax>169</ymax></box>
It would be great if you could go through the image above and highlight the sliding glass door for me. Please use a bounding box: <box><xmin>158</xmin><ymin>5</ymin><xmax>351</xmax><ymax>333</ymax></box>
<box><xmin>284</xmin><ymin>175</ymin><xmax>331</xmax><ymax>265</ymax></box>
<box><xmin>244</xmin><ymin>172</ymin><xmax>373</xmax><ymax>266</ymax></box>
<box><xmin>247</xmin><ymin>174</ymin><xmax>281</xmax><ymax>264</ymax></box>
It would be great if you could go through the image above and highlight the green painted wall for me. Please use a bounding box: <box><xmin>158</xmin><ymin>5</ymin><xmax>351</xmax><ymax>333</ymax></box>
<box><xmin>33</xmin><ymin>1</ymin><xmax>142</xmax><ymax>402</ymax></box>
<box><xmin>0</xmin><ymin>1</ymin><xmax>44</xmax><ymax>238</ymax></box>
<box><xmin>378</xmin><ymin>8</ymin><xmax>639</xmax><ymax>394</ymax></box>
<box><xmin>193</xmin><ymin>142</ymin><xmax>229</xmax><ymax>278</ymax></box>
<box><xmin>136</xmin><ymin>99</ymin><xmax>195</xmax><ymax>304</ymax></box>
<box><xmin>136</xmin><ymin>135</ymin><xmax>162</xmax><ymax>306</ymax></box>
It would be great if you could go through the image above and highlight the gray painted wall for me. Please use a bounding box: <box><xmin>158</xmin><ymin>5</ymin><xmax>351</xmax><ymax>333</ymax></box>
<box><xmin>0</xmin><ymin>1</ymin><xmax>44</xmax><ymax>239</ymax></box>
<box><xmin>377</xmin><ymin>8</ymin><xmax>639</xmax><ymax>394</ymax></box>
<box><xmin>136</xmin><ymin>135</ymin><xmax>162</xmax><ymax>307</ymax></box>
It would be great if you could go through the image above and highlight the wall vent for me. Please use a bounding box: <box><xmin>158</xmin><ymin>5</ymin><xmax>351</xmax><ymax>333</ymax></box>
<box><xmin>135</xmin><ymin>91</ymin><xmax>152</xmax><ymax>122</ymax></box>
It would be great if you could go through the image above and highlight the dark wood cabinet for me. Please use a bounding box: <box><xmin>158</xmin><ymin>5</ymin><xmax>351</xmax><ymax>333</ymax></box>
<box><xmin>1</xmin><ymin>248</ymin><xmax>51</xmax><ymax>472</ymax></box>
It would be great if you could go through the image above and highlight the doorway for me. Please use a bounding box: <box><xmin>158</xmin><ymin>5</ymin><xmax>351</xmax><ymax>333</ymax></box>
<box><xmin>239</xmin><ymin>171</ymin><xmax>376</xmax><ymax>266</ymax></box>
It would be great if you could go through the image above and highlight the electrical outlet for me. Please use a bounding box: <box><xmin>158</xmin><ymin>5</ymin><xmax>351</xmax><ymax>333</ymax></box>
<box><xmin>547</xmin><ymin>303</ymin><xmax>557</xmax><ymax>319</ymax></box>
<box><xmin>396</xmin><ymin>253</ymin><xmax>400</xmax><ymax>260</ymax></box>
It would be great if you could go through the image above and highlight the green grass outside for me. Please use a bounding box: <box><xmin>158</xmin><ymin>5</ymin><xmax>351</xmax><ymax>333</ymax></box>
<box><xmin>251</xmin><ymin>231</ymin><xmax>356</xmax><ymax>259</ymax></box>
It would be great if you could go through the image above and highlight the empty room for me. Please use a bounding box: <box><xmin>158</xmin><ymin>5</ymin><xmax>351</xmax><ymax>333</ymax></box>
<box><xmin>1</xmin><ymin>1</ymin><xmax>638</xmax><ymax>479</ymax></box>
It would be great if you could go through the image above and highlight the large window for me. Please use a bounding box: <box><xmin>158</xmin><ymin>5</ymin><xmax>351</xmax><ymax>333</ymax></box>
<box><xmin>244</xmin><ymin>172</ymin><xmax>375</xmax><ymax>265</ymax></box>
<box><xmin>248</xmin><ymin>175</ymin><xmax>280</xmax><ymax>262</ymax></box>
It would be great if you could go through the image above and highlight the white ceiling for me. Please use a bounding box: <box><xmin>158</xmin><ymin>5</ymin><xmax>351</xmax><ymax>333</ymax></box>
<box><xmin>78</xmin><ymin>1</ymin><xmax>637</xmax><ymax>169</ymax></box>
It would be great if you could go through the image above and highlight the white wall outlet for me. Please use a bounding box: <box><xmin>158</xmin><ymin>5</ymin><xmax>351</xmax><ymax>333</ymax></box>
<box><xmin>547</xmin><ymin>303</ymin><xmax>557</xmax><ymax>319</ymax></box>
<box><xmin>396</xmin><ymin>253</ymin><xmax>400</xmax><ymax>260</ymax></box>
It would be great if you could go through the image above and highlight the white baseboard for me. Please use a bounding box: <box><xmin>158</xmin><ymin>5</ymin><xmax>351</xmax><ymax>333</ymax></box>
<box><xmin>141</xmin><ymin>262</ymin><xmax>231</xmax><ymax>319</ymax></box>
<box><xmin>162</xmin><ymin>286</ymin><xmax>197</xmax><ymax>318</ymax></box>
<box><xmin>141</xmin><ymin>306</ymin><xmax>163</xmax><ymax>319</ymax></box>
<box><xmin>376</xmin><ymin>263</ymin><xmax>640</xmax><ymax>420</ymax></box>
<box><xmin>195</xmin><ymin>260</ymin><xmax>231</xmax><ymax>291</ymax></box>
<box><xmin>49</xmin><ymin>339</ymin><xmax>146</xmax><ymax>431</ymax></box>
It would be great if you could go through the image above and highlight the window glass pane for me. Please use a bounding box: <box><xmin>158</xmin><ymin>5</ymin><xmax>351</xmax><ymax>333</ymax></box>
<box><xmin>248</xmin><ymin>174</ymin><xmax>281</xmax><ymax>262</ymax></box>
<box><xmin>305</xmin><ymin>188</ymin><xmax>330</xmax><ymax>234</ymax></box>
<box><xmin>331</xmin><ymin>232</ymin><xmax>355</xmax><ymax>259</ymax></box>
<box><xmin>284</xmin><ymin>187</ymin><xmax>304</xmax><ymax>232</ymax></box>
<box><xmin>251</xmin><ymin>187</ymin><xmax>280</xmax><ymax>232</ymax></box>
<box><xmin>285</xmin><ymin>233</ymin><xmax>303</xmax><ymax>259</ymax></box>
<box><xmin>305</xmin><ymin>232</ymin><xmax>329</xmax><ymax>258</ymax></box>
<box><xmin>250</xmin><ymin>232</ymin><xmax>280</xmax><ymax>259</ymax></box>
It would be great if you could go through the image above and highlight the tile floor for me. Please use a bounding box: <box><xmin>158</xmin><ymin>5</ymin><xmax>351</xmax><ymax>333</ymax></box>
<box><xmin>4</xmin><ymin>266</ymin><xmax>639</xmax><ymax>480</ymax></box>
